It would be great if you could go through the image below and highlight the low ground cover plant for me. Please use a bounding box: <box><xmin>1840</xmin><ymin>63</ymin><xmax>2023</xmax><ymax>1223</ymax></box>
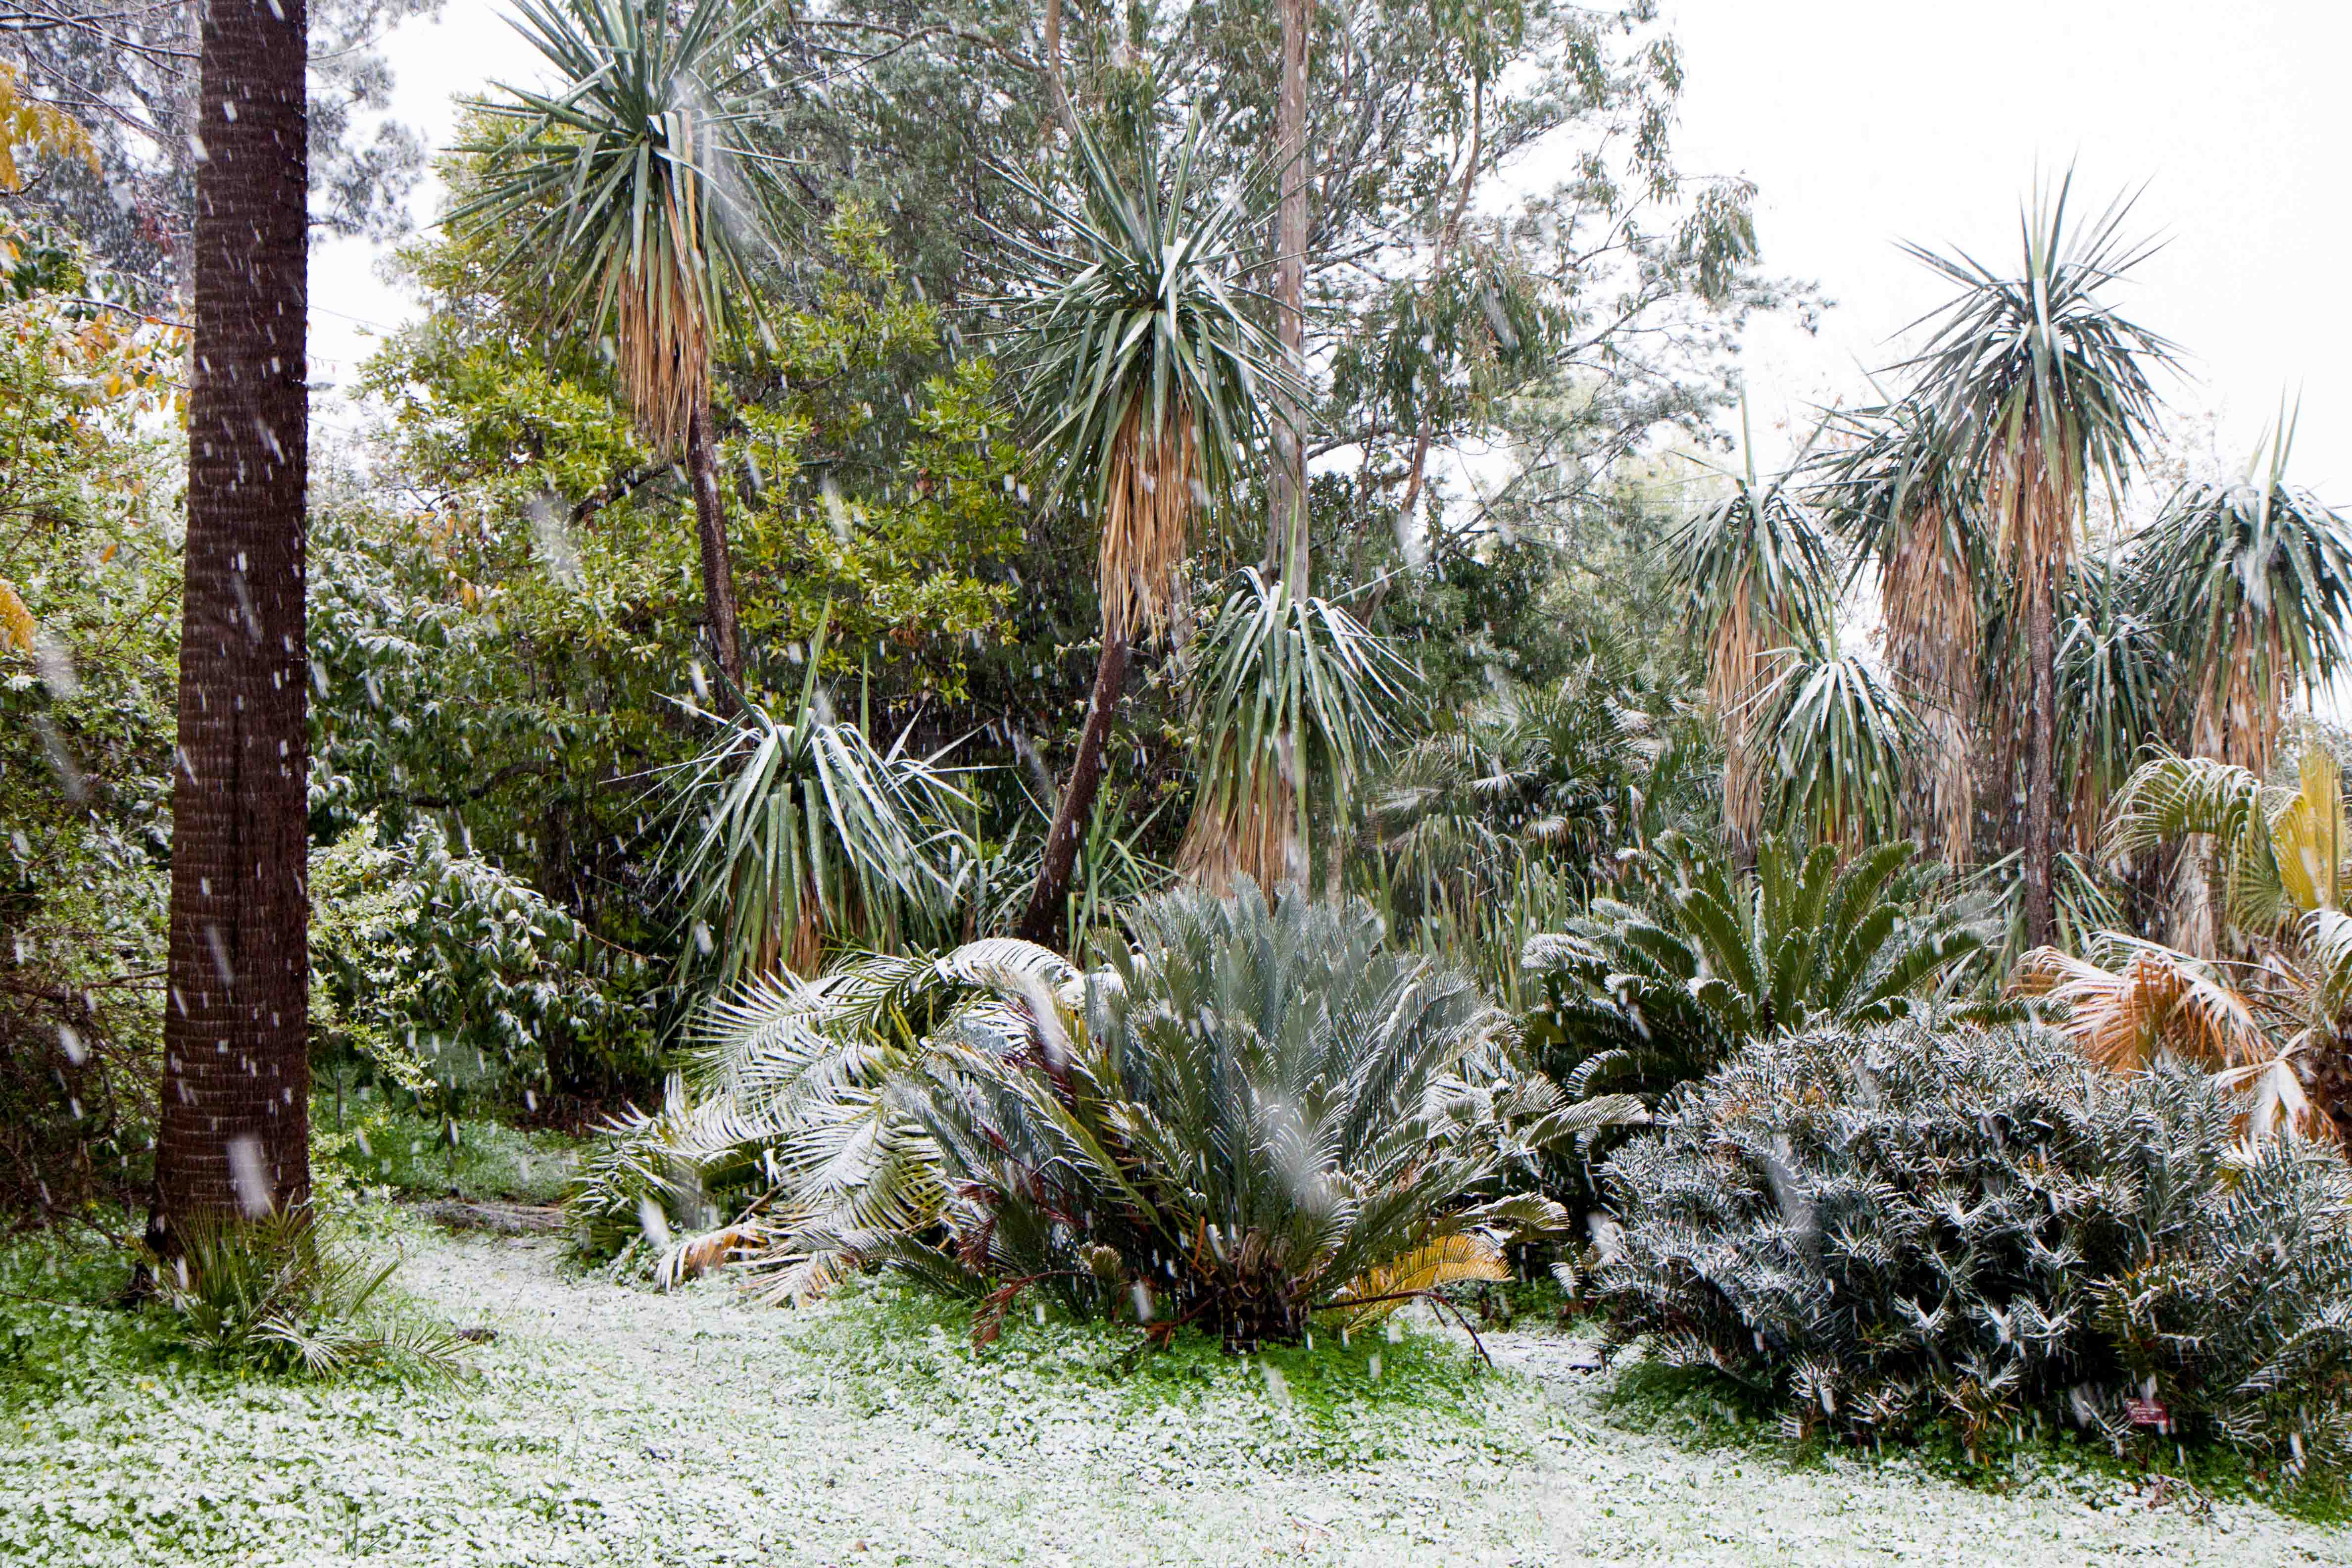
<box><xmin>1592</xmin><ymin>1018</ymin><xmax>2352</xmax><ymax>1483</ymax></box>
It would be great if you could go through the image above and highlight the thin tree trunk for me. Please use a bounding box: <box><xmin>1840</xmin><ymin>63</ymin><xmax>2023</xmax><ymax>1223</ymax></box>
<box><xmin>1394</xmin><ymin>81</ymin><xmax>1481</xmax><ymax>529</ymax></box>
<box><xmin>152</xmin><ymin>0</ymin><xmax>311</xmax><ymax>1242</ymax></box>
<box><xmin>2025</xmin><ymin>563</ymin><xmax>2058</xmax><ymax>947</ymax></box>
<box><xmin>1265</xmin><ymin>0</ymin><xmax>1311</xmax><ymax>586</ymax></box>
<box><xmin>1017</xmin><ymin>636</ymin><xmax>1130</xmax><ymax>950</ymax></box>
<box><xmin>686</xmin><ymin>395</ymin><xmax>743</xmax><ymax>708</ymax></box>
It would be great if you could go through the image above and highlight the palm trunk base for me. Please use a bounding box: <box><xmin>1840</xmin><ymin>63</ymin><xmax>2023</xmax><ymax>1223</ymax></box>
<box><xmin>1018</xmin><ymin>637</ymin><xmax>1130</xmax><ymax>951</ymax></box>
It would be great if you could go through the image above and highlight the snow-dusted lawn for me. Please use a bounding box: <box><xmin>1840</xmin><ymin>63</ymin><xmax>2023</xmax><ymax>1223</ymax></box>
<box><xmin>3</xmin><ymin>1222</ymin><xmax>2344</xmax><ymax>1566</ymax></box>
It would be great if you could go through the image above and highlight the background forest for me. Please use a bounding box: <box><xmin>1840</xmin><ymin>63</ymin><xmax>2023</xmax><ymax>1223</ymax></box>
<box><xmin>10</xmin><ymin>0</ymin><xmax>2352</xmax><ymax>1536</ymax></box>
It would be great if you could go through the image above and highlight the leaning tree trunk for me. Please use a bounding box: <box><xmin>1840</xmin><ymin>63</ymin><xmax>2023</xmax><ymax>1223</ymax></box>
<box><xmin>1016</xmin><ymin>636</ymin><xmax>1130</xmax><ymax>950</ymax></box>
<box><xmin>152</xmin><ymin>0</ymin><xmax>312</xmax><ymax>1241</ymax></box>
<box><xmin>1264</xmin><ymin>0</ymin><xmax>1311</xmax><ymax>588</ymax></box>
<box><xmin>686</xmin><ymin>394</ymin><xmax>742</xmax><ymax>709</ymax></box>
<box><xmin>2024</xmin><ymin>559</ymin><xmax>2058</xmax><ymax>948</ymax></box>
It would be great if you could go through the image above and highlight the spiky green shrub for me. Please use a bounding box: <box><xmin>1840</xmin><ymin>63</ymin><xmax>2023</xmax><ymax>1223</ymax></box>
<box><xmin>1592</xmin><ymin>1019</ymin><xmax>2352</xmax><ymax>1476</ymax></box>
<box><xmin>1521</xmin><ymin>834</ymin><xmax>1982</xmax><ymax>1127</ymax></box>
<box><xmin>148</xmin><ymin>1210</ymin><xmax>464</xmax><ymax>1381</ymax></box>
<box><xmin>873</xmin><ymin>886</ymin><xmax>1617</xmax><ymax>1348</ymax></box>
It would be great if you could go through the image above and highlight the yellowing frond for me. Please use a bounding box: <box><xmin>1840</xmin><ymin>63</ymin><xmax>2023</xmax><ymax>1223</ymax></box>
<box><xmin>2271</xmin><ymin>746</ymin><xmax>2346</xmax><ymax>915</ymax></box>
<box><xmin>1324</xmin><ymin>1232</ymin><xmax>1505</xmax><ymax>1330</ymax></box>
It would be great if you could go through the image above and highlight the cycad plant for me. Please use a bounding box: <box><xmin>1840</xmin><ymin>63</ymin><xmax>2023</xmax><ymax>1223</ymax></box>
<box><xmin>2132</xmin><ymin>413</ymin><xmax>2352</xmax><ymax>775</ymax></box>
<box><xmin>1175</xmin><ymin>568</ymin><xmax>1408</xmax><ymax>893</ymax></box>
<box><xmin>875</xmin><ymin>886</ymin><xmax>1593</xmax><ymax>1347</ymax></box>
<box><xmin>1523</xmin><ymin>834</ymin><xmax>1985</xmax><ymax>1120</ymax></box>
<box><xmin>670</xmin><ymin>615</ymin><xmax>967</xmax><ymax>984</ymax></box>
<box><xmin>450</xmin><ymin>0</ymin><xmax>785</xmax><ymax>693</ymax></box>
<box><xmin>997</xmin><ymin>115</ymin><xmax>1296</xmax><ymax>945</ymax></box>
<box><xmin>1900</xmin><ymin>175</ymin><xmax>2173</xmax><ymax>943</ymax></box>
<box><xmin>1663</xmin><ymin>407</ymin><xmax>1835</xmax><ymax>853</ymax></box>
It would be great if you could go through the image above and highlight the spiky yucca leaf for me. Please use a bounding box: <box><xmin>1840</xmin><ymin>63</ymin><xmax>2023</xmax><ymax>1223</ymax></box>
<box><xmin>1177</xmin><ymin>569</ymin><xmax>1409</xmax><ymax>892</ymax></box>
<box><xmin>989</xmin><ymin>116</ymin><xmax>1298</xmax><ymax>644</ymax></box>
<box><xmin>448</xmin><ymin>0</ymin><xmax>785</xmax><ymax>454</ymax></box>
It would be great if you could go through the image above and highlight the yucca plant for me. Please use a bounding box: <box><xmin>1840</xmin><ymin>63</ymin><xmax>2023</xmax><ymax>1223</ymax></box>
<box><xmin>1899</xmin><ymin>174</ymin><xmax>2174</xmax><ymax>943</ymax></box>
<box><xmin>1522</xmin><ymin>833</ymin><xmax>1984</xmax><ymax>1205</ymax></box>
<box><xmin>1813</xmin><ymin>392</ymin><xmax>1989</xmax><ymax>866</ymax></box>
<box><xmin>449</xmin><ymin>0</ymin><xmax>787</xmax><ymax>691</ymax></box>
<box><xmin>2057</xmin><ymin>557</ymin><xmax>2175</xmax><ymax>852</ymax></box>
<box><xmin>2131</xmin><ymin>413</ymin><xmax>2352</xmax><ymax>776</ymax></box>
<box><xmin>669</xmin><ymin>614</ymin><xmax>968</xmax><ymax>984</ymax></box>
<box><xmin>1176</xmin><ymin>568</ymin><xmax>1409</xmax><ymax>893</ymax></box>
<box><xmin>873</xmin><ymin>885</ymin><xmax>1603</xmax><ymax>1347</ymax></box>
<box><xmin>996</xmin><ymin>114</ymin><xmax>1299</xmax><ymax>945</ymax></box>
<box><xmin>1663</xmin><ymin>405</ymin><xmax>1835</xmax><ymax>852</ymax></box>
<box><xmin>1753</xmin><ymin>637</ymin><xmax>1916</xmax><ymax>851</ymax></box>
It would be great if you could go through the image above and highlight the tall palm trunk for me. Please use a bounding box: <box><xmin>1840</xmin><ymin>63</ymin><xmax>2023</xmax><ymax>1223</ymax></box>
<box><xmin>152</xmin><ymin>0</ymin><xmax>311</xmax><ymax>1241</ymax></box>
<box><xmin>2025</xmin><ymin>562</ymin><xmax>2058</xmax><ymax>945</ymax></box>
<box><xmin>1265</xmin><ymin>0</ymin><xmax>1310</xmax><ymax>587</ymax></box>
<box><xmin>1017</xmin><ymin>636</ymin><xmax>1129</xmax><ymax>948</ymax></box>
<box><xmin>686</xmin><ymin>395</ymin><xmax>743</xmax><ymax>707</ymax></box>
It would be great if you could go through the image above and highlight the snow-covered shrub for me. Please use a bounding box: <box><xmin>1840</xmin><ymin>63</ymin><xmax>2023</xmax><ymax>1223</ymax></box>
<box><xmin>1592</xmin><ymin>1018</ymin><xmax>2352</xmax><ymax>1475</ymax></box>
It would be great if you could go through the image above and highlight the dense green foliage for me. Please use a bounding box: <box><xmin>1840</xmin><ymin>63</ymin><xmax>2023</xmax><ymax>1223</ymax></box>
<box><xmin>1594</xmin><ymin>1019</ymin><xmax>2352</xmax><ymax>1475</ymax></box>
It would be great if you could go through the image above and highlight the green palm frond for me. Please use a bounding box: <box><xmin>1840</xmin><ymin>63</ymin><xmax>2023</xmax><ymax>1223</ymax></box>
<box><xmin>1176</xmin><ymin>568</ymin><xmax>1412</xmax><ymax>892</ymax></box>
<box><xmin>988</xmin><ymin>115</ymin><xmax>1300</xmax><ymax>643</ymax></box>
<box><xmin>669</xmin><ymin>615</ymin><xmax>970</xmax><ymax>985</ymax></box>
<box><xmin>447</xmin><ymin>0</ymin><xmax>787</xmax><ymax>452</ymax></box>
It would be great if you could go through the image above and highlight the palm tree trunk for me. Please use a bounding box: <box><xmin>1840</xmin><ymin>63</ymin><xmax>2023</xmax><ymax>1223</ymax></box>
<box><xmin>2025</xmin><ymin>562</ymin><xmax>2058</xmax><ymax>946</ymax></box>
<box><xmin>1017</xmin><ymin>636</ymin><xmax>1130</xmax><ymax>950</ymax></box>
<box><xmin>1265</xmin><ymin>0</ymin><xmax>1311</xmax><ymax>587</ymax></box>
<box><xmin>152</xmin><ymin>0</ymin><xmax>311</xmax><ymax>1243</ymax></box>
<box><xmin>686</xmin><ymin>395</ymin><xmax>743</xmax><ymax>708</ymax></box>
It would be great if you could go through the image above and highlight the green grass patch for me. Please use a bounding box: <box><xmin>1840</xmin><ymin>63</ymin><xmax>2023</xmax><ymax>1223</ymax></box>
<box><xmin>313</xmin><ymin>1089</ymin><xmax>586</xmax><ymax>1205</ymax></box>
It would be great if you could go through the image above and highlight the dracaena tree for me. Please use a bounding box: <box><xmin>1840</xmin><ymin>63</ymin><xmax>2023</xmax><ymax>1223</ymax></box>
<box><xmin>1899</xmin><ymin>175</ymin><xmax>2173</xmax><ymax>944</ymax></box>
<box><xmin>997</xmin><ymin>114</ymin><xmax>1296</xmax><ymax>948</ymax></box>
<box><xmin>449</xmin><ymin>0</ymin><xmax>788</xmax><ymax>699</ymax></box>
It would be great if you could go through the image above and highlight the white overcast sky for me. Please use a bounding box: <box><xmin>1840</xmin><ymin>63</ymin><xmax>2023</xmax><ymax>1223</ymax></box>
<box><xmin>314</xmin><ymin>0</ymin><xmax>2351</xmax><ymax>499</ymax></box>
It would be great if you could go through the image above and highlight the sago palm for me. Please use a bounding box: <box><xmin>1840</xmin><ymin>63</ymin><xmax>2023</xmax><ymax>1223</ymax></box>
<box><xmin>1899</xmin><ymin>174</ymin><xmax>2174</xmax><ymax>943</ymax></box>
<box><xmin>1523</xmin><ymin>833</ymin><xmax>1985</xmax><ymax>1116</ymax></box>
<box><xmin>996</xmin><ymin>115</ymin><xmax>1296</xmax><ymax>945</ymax></box>
<box><xmin>450</xmin><ymin>0</ymin><xmax>786</xmax><ymax>694</ymax></box>
<box><xmin>2131</xmin><ymin>412</ymin><xmax>2352</xmax><ymax>775</ymax></box>
<box><xmin>876</xmin><ymin>885</ymin><xmax>1604</xmax><ymax>1347</ymax></box>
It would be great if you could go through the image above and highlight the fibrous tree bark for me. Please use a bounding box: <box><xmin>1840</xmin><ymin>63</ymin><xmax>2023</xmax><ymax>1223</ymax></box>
<box><xmin>686</xmin><ymin>395</ymin><xmax>743</xmax><ymax>706</ymax></box>
<box><xmin>152</xmin><ymin>0</ymin><xmax>312</xmax><ymax>1239</ymax></box>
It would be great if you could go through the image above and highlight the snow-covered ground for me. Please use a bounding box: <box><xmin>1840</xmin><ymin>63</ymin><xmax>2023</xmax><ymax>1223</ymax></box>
<box><xmin>3</xmin><ymin>1225</ymin><xmax>2344</xmax><ymax>1566</ymax></box>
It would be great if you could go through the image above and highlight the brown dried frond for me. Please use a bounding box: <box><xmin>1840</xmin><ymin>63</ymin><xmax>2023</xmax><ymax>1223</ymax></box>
<box><xmin>2013</xmin><ymin>941</ymin><xmax>2268</xmax><ymax>1072</ymax></box>
<box><xmin>1176</xmin><ymin>737</ymin><xmax>1300</xmax><ymax>894</ymax></box>
<box><xmin>1099</xmin><ymin>397</ymin><xmax>1199</xmax><ymax>644</ymax></box>
<box><xmin>2191</xmin><ymin>621</ymin><xmax>2293</xmax><ymax>777</ymax></box>
<box><xmin>1878</xmin><ymin>503</ymin><xmax>1979</xmax><ymax>867</ymax></box>
<box><xmin>1711</xmin><ymin>581</ymin><xmax>1782</xmax><ymax>850</ymax></box>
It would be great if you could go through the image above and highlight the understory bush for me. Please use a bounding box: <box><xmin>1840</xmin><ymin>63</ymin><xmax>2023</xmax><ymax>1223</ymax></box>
<box><xmin>1592</xmin><ymin>1018</ymin><xmax>2352</xmax><ymax>1480</ymax></box>
<box><xmin>874</xmin><ymin>886</ymin><xmax>1595</xmax><ymax>1347</ymax></box>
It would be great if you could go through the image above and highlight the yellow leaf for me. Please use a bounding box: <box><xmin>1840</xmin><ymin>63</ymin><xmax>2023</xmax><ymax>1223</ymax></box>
<box><xmin>0</xmin><ymin>580</ymin><xmax>34</xmax><ymax>654</ymax></box>
<box><xmin>1325</xmin><ymin>1233</ymin><xmax>1507</xmax><ymax>1331</ymax></box>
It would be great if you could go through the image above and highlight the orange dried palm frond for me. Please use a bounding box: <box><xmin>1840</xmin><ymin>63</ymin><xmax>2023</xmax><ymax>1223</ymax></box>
<box><xmin>1099</xmin><ymin>397</ymin><xmax>1200</xmax><ymax>644</ymax></box>
<box><xmin>2013</xmin><ymin>938</ymin><xmax>2267</xmax><ymax>1072</ymax></box>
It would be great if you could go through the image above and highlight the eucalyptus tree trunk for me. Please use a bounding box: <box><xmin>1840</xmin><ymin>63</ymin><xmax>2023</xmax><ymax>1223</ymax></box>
<box><xmin>152</xmin><ymin>0</ymin><xmax>311</xmax><ymax>1239</ymax></box>
<box><xmin>1264</xmin><ymin>0</ymin><xmax>1311</xmax><ymax>587</ymax></box>
<box><xmin>1016</xmin><ymin>636</ymin><xmax>1129</xmax><ymax>949</ymax></box>
<box><xmin>686</xmin><ymin>396</ymin><xmax>743</xmax><ymax>709</ymax></box>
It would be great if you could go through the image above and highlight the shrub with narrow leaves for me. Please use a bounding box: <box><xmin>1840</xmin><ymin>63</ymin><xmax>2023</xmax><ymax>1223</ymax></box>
<box><xmin>1592</xmin><ymin>1018</ymin><xmax>2352</xmax><ymax>1476</ymax></box>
